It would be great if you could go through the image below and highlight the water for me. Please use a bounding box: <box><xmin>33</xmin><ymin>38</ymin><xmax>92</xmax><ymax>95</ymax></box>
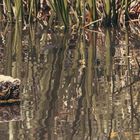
<box><xmin>0</xmin><ymin>23</ymin><xmax>140</xmax><ymax>140</ymax></box>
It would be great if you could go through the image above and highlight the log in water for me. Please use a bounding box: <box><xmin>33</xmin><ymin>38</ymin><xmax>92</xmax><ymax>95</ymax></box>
<box><xmin>0</xmin><ymin>75</ymin><xmax>21</xmax><ymax>102</ymax></box>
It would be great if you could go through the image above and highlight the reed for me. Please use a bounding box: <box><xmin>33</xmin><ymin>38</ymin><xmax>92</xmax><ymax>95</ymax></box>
<box><xmin>112</xmin><ymin>0</ymin><xmax>118</xmax><ymax>25</ymax></box>
<box><xmin>87</xmin><ymin>0</ymin><xmax>97</xmax><ymax>25</ymax></box>
<box><xmin>0</xmin><ymin>0</ymin><xmax>138</xmax><ymax>28</ymax></box>
<box><xmin>4</xmin><ymin>0</ymin><xmax>12</xmax><ymax>21</ymax></box>
<box><xmin>82</xmin><ymin>0</ymin><xmax>86</xmax><ymax>25</ymax></box>
<box><xmin>124</xmin><ymin>0</ymin><xmax>129</xmax><ymax>22</ymax></box>
<box><xmin>92</xmin><ymin>0</ymin><xmax>97</xmax><ymax>22</ymax></box>
<box><xmin>28</xmin><ymin>0</ymin><xmax>39</xmax><ymax>22</ymax></box>
<box><xmin>53</xmin><ymin>0</ymin><xmax>69</xmax><ymax>28</ymax></box>
<box><xmin>14</xmin><ymin>0</ymin><xmax>22</xmax><ymax>21</ymax></box>
<box><xmin>0</xmin><ymin>1</ymin><xmax>3</xmax><ymax>20</ymax></box>
<box><xmin>104</xmin><ymin>0</ymin><xmax>111</xmax><ymax>26</ymax></box>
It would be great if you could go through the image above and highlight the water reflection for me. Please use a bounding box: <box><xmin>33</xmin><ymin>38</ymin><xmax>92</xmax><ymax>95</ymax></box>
<box><xmin>0</xmin><ymin>23</ymin><xmax>140</xmax><ymax>140</ymax></box>
<box><xmin>0</xmin><ymin>104</ymin><xmax>20</xmax><ymax>122</ymax></box>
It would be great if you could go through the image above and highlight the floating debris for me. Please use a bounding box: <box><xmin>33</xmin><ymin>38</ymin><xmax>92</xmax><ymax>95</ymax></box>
<box><xmin>0</xmin><ymin>75</ymin><xmax>21</xmax><ymax>103</ymax></box>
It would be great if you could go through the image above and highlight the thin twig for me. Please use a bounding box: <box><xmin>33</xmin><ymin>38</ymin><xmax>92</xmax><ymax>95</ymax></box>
<box><xmin>83</xmin><ymin>18</ymin><xmax>102</xmax><ymax>28</ymax></box>
<box><xmin>84</xmin><ymin>28</ymin><xmax>105</xmax><ymax>36</ymax></box>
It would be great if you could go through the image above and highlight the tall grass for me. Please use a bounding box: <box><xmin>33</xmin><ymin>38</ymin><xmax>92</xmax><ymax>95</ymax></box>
<box><xmin>86</xmin><ymin>0</ymin><xmax>97</xmax><ymax>26</ymax></box>
<box><xmin>53</xmin><ymin>0</ymin><xmax>69</xmax><ymax>28</ymax></box>
<box><xmin>105</xmin><ymin>0</ymin><xmax>111</xmax><ymax>26</ymax></box>
<box><xmin>0</xmin><ymin>0</ymin><xmax>139</xmax><ymax>28</ymax></box>
<box><xmin>28</xmin><ymin>0</ymin><xmax>39</xmax><ymax>22</ymax></box>
<box><xmin>14</xmin><ymin>0</ymin><xmax>22</xmax><ymax>21</ymax></box>
<box><xmin>112</xmin><ymin>0</ymin><xmax>118</xmax><ymax>25</ymax></box>
<box><xmin>0</xmin><ymin>1</ymin><xmax>3</xmax><ymax>20</ymax></box>
<box><xmin>4</xmin><ymin>0</ymin><xmax>12</xmax><ymax>21</ymax></box>
<box><xmin>124</xmin><ymin>0</ymin><xmax>129</xmax><ymax>22</ymax></box>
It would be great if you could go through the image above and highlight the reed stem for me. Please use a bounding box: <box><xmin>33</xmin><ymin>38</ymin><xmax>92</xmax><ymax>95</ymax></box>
<box><xmin>112</xmin><ymin>0</ymin><xmax>118</xmax><ymax>25</ymax></box>
<box><xmin>15</xmin><ymin>0</ymin><xmax>22</xmax><ymax>21</ymax></box>
<box><xmin>4</xmin><ymin>0</ymin><xmax>12</xmax><ymax>22</ymax></box>
<box><xmin>0</xmin><ymin>0</ymin><xmax>138</xmax><ymax>28</ymax></box>
<box><xmin>124</xmin><ymin>0</ymin><xmax>129</xmax><ymax>21</ymax></box>
<box><xmin>105</xmin><ymin>0</ymin><xmax>111</xmax><ymax>26</ymax></box>
<box><xmin>92</xmin><ymin>0</ymin><xmax>97</xmax><ymax>22</ymax></box>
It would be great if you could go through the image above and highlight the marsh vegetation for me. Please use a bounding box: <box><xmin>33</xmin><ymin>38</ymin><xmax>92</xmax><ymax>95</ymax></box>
<box><xmin>0</xmin><ymin>1</ymin><xmax>140</xmax><ymax>140</ymax></box>
<box><xmin>0</xmin><ymin>0</ymin><xmax>139</xmax><ymax>28</ymax></box>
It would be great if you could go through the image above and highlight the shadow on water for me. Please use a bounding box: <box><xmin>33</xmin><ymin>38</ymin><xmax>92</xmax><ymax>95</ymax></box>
<box><xmin>0</xmin><ymin>22</ymin><xmax>140</xmax><ymax>140</ymax></box>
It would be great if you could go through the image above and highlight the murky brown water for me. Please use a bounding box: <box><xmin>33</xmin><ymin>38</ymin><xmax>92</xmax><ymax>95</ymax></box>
<box><xmin>0</xmin><ymin>23</ymin><xmax>140</xmax><ymax>140</ymax></box>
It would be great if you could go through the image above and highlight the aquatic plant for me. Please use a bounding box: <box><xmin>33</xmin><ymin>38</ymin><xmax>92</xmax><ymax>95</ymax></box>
<box><xmin>0</xmin><ymin>0</ymin><xmax>139</xmax><ymax>28</ymax></box>
<box><xmin>53</xmin><ymin>0</ymin><xmax>69</xmax><ymax>27</ymax></box>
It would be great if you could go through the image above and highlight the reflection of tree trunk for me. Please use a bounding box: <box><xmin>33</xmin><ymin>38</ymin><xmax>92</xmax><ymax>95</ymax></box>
<box><xmin>105</xmin><ymin>29</ymin><xmax>111</xmax><ymax>80</ymax></box>
<box><xmin>130</xmin><ymin>76</ymin><xmax>134</xmax><ymax>140</ymax></box>
<box><xmin>68</xmin><ymin>32</ymin><xmax>86</xmax><ymax>140</ymax></box>
<box><xmin>39</xmin><ymin>36</ymin><xmax>67</xmax><ymax>140</ymax></box>
<box><xmin>46</xmin><ymin>50</ymin><xmax>65</xmax><ymax>140</ymax></box>
<box><xmin>12</xmin><ymin>22</ymin><xmax>22</xmax><ymax>79</ymax></box>
<box><xmin>33</xmin><ymin>49</ymin><xmax>57</xmax><ymax>140</ymax></box>
<box><xmin>70</xmin><ymin>70</ymin><xmax>86</xmax><ymax>140</ymax></box>
<box><xmin>5</xmin><ymin>24</ymin><xmax>13</xmax><ymax>75</ymax></box>
<box><xmin>125</xmin><ymin>30</ymin><xmax>134</xmax><ymax>140</ymax></box>
<box><xmin>0</xmin><ymin>123</ymin><xmax>9</xmax><ymax>140</ymax></box>
<box><xmin>85</xmin><ymin>31</ymin><xmax>97</xmax><ymax>139</ymax></box>
<box><xmin>105</xmin><ymin>29</ymin><xmax>114</xmax><ymax>139</ymax></box>
<box><xmin>20</xmin><ymin>26</ymin><xmax>38</xmax><ymax>140</ymax></box>
<box><xmin>69</xmin><ymin>33</ymin><xmax>87</xmax><ymax>139</ymax></box>
<box><xmin>9</xmin><ymin>122</ymin><xmax>17</xmax><ymax>140</ymax></box>
<box><xmin>108</xmin><ymin>29</ymin><xmax>117</xmax><ymax>140</ymax></box>
<box><xmin>81</xmin><ymin>75</ymin><xmax>87</xmax><ymax>139</ymax></box>
<box><xmin>85</xmin><ymin>31</ymin><xmax>93</xmax><ymax>108</ymax></box>
<box><xmin>8</xmin><ymin>22</ymin><xmax>22</xmax><ymax>140</ymax></box>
